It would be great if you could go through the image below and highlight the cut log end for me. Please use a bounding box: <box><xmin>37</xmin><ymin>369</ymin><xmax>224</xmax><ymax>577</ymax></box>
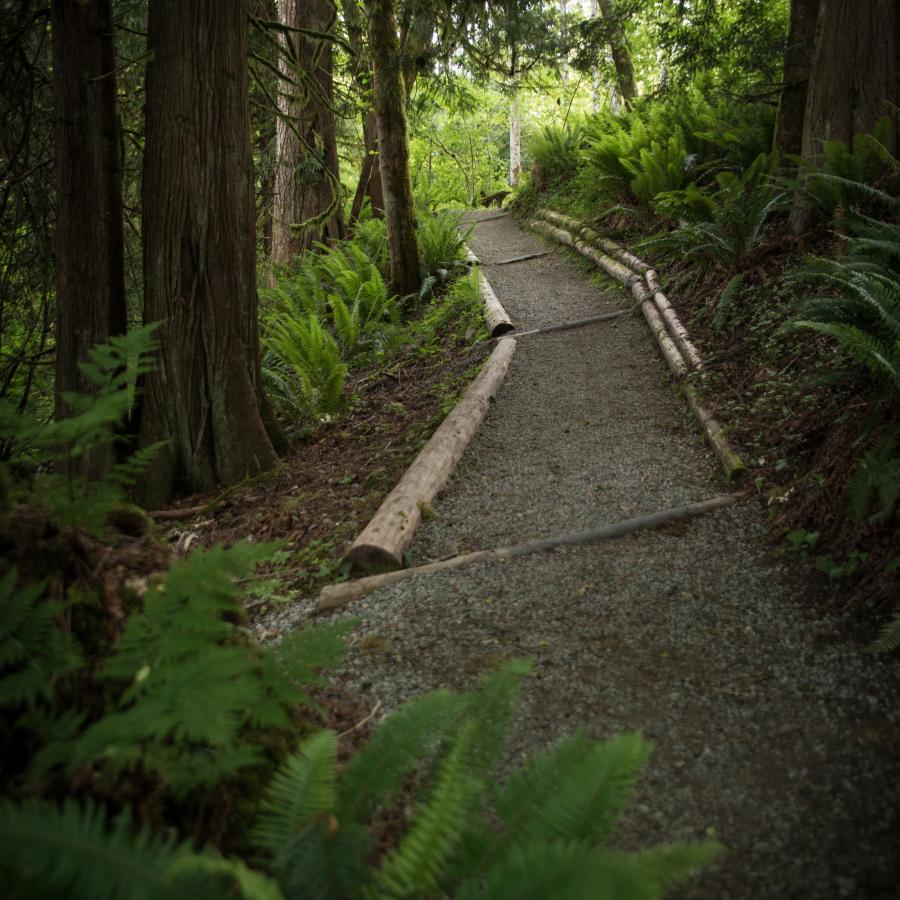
<box><xmin>490</xmin><ymin>321</ymin><xmax>516</xmax><ymax>337</ymax></box>
<box><xmin>343</xmin><ymin>542</ymin><xmax>403</xmax><ymax>574</ymax></box>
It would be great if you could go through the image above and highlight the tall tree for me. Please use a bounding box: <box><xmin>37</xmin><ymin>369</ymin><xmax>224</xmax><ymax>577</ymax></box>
<box><xmin>51</xmin><ymin>0</ymin><xmax>126</xmax><ymax>478</ymax></box>
<box><xmin>772</xmin><ymin>0</ymin><xmax>820</xmax><ymax>159</ymax></box>
<box><xmin>270</xmin><ymin>0</ymin><xmax>344</xmax><ymax>266</ymax></box>
<box><xmin>138</xmin><ymin>0</ymin><xmax>278</xmax><ymax>506</ymax></box>
<box><xmin>343</xmin><ymin>0</ymin><xmax>385</xmax><ymax>224</ymax></box>
<box><xmin>790</xmin><ymin>0</ymin><xmax>898</xmax><ymax>233</ymax></box>
<box><xmin>365</xmin><ymin>0</ymin><xmax>422</xmax><ymax>296</ymax></box>
<box><xmin>597</xmin><ymin>0</ymin><xmax>637</xmax><ymax>108</ymax></box>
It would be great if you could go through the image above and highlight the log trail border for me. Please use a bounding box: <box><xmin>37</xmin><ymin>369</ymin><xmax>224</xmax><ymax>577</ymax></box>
<box><xmin>343</xmin><ymin>333</ymin><xmax>516</xmax><ymax>573</ymax></box>
<box><xmin>318</xmin><ymin>495</ymin><xmax>736</xmax><ymax>611</ymax></box>
<box><xmin>531</xmin><ymin>209</ymin><xmax>745</xmax><ymax>482</ymax></box>
<box><xmin>466</xmin><ymin>246</ymin><xmax>515</xmax><ymax>337</ymax></box>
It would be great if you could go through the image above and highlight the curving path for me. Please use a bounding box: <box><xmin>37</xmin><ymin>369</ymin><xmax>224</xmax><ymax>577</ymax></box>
<box><xmin>266</xmin><ymin>211</ymin><xmax>900</xmax><ymax>899</ymax></box>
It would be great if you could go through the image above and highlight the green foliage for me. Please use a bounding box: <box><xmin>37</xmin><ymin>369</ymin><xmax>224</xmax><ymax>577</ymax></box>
<box><xmin>647</xmin><ymin>152</ymin><xmax>788</xmax><ymax>268</ymax></box>
<box><xmin>788</xmin><ymin>120</ymin><xmax>900</xmax><ymax>221</ymax></box>
<box><xmin>788</xmin><ymin>218</ymin><xmax>900</xmax><ymax>402</ymax></box>
<box><xmin>416</xmin><ymin>267</ymin><xmax>489</xmax><ymax>348</ymax></box>
<box><xmin>247</xmin><ymin>659</ymin><xmax>718</xmax><ymax>899</ymax></box>
<box><xmin>574</xmin><ymin>78</ymin><xmax>775</xmax><ymax>210</ymax></box>
<box><xmin>0</xmin><ymin>569</ymin><xmax>82</xmax><ymax>716</ymax></box>
<box><xmin>417</xmin><ymin>209</ymin><xmax>471</xmax><ymax>277</ymax></box>
<box><xmin>0</xmin><ymin>325</ymin><xmax>162</xmax><ymax>537</ymax></box>
<box><xmin>847</xmin><ymin>430</ymin><xmax>900</xmax><ymax>525</ymax></box>
<box><xmin>529</xmin><ymin>123</ymin><xmax>585</xmax><ymax>188</ymax></box>
<box><xmin>0</xmin><ymin>798</ymin><xmax>283</xmax><ymax>900</ymax></box>
<box><xmin>266</xmin><ymin>313</ymin><xmax>348</xmax><ymax>420</ymax></box>
<box><xmin>0</xmin><ymin>540</ymin><xmax>353</xmax><ymax>794</ymax></box>
<box><xmin>871</xmin><ymin>608</ymin><xmax>900</xmax><ymax>654</ymax></box>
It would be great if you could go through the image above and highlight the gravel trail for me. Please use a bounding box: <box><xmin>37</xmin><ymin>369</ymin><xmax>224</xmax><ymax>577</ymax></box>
<box><xmin>261</xmin><ymin>211</ymin><xmax>900</xmax><ymax>899</ymax></box>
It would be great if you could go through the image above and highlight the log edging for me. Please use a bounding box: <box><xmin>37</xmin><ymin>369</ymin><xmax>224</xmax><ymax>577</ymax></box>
<box><xmin>532</xmin><ymin>208</ymin><xmax>745</xmax><ymax>482</ymax></box>
<box><xmin>465</xmin><ymin>246</ymin><xmax>515</xmax><ymax>337</ymax></box>
<box><xmin>318</xmin><ymin>494</ymin><xmax>737</xmax><ymax>611</ymax></box>
<box><xmin>342</xmin><ymin>335</ymin><xmax>517</xmax><ymax>573</ymax></box>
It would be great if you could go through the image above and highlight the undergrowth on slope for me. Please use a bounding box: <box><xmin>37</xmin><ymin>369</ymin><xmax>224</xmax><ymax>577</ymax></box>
<box><xmin>516</xmin><ymin>84</ymin><xmax>900</xmax><ymax>635</ymax></box>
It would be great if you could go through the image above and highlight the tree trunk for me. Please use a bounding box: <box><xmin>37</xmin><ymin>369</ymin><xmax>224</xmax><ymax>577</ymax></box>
<box><xmin>138</xmin><ymin>0</ymin><xmax>278</xmax><ymax>507</ymax></box>
<box><xmin>343</xmin><ymin>0</ymin><xmax>385</xmax><ymax>224</ymax></box>
<box><xmin>51</xmin><ymin>0</ymin><xmax>127</xmax><ymax>479</ymax></box>
<box><xmin>790</xmin><ymin>0</ymin><xmax>898</xmax><ymax>233</ymax></box>
<box><xmin>350</xmin><ymin>109</ymin><xmax>385</xmax><ymax>224</ymax></box>
<box><xmin>270</xmin><ymin>0</ymin><xmax>344</xmax><ymax>266</ymax></box>
<box><xmin>597</xmin><ymin>0</ymin><xmax>638</xmax><ymax>108</ymax></box>
<box><xmin>773</xmin><ymin>0</ymin><xmax>821</xmax><ymax>159</ymax></box>
<box><xmin>365</xmin><ymin>0</ymin><xmax>421</xmax><ymax>296</ymax></box>
<box><xmin>509</xmin><ymin>80</ymin><xmax>522</xmax><ymax>186</ymax></box>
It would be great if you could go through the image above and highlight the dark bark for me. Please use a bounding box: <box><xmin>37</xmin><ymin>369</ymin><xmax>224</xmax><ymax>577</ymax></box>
<box><xmin>365</xmin><ymin>0</ymin><xmax>422</xmax><ymax>296</ymax></box>
<box><xmin>597</xmin><ymin>0</ymin><xmax>638</xmax><ymax>107</ymax></box>
<box><xmin>773</xmin><ymin>0</ymin><xmax>820</xmax><ymax>159</ymax></box>
<box><xmin>51</xmin><ymin>0</ymin><xmax>126</xmax><ymax>478</ymax></box>
<box><xmin>790</xmin><ymin>0</ymin><xmax>898</xmax><ymax>233</ymax></box>
<box><xmin>270</xmin><ymin>0</ymin><xmax>344</xmax><ymax>266</ymax></box>
<box><xmin>138</xmin><ymin>0</ymin><xmax>278</xmax><ymax>506</ymax></box>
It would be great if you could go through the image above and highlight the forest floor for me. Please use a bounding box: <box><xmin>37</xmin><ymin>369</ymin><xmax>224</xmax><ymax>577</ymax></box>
<box><xmin>257</xmin><ymin>211</ymin><xmax>900</xmax><ymax>899</ymax></box>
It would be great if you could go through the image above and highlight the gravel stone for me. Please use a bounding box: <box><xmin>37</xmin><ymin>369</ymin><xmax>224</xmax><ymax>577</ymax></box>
<box><xmin>258</xmin><ymin>211</ymin><xmax>900</xmax><ymax>899</ymax></box>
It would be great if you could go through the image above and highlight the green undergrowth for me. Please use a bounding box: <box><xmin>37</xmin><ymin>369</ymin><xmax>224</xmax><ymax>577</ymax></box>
<box><xmin>516</xmin><ymin>79</ymin><xmax>900</xmax><ymax>637</ymax></box>
<box><xmin>1</xmin><ymin>323</ymin><xmax>717</xmax><ymax>899</ymax></box>
<box><xmin>260</xmin><ymin>209</ymin><xmax>477</xmax><ymax>433</ymax></box>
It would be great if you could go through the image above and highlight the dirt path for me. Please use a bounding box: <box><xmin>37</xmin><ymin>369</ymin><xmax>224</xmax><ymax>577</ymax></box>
<box><xmin>263</xmin><ymin>212</ymin><xmax>900</xmax><ymax>899</ymax></box>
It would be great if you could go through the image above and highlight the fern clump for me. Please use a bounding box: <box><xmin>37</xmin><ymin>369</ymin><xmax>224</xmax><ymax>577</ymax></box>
<box><xmin>249</xmin><ymin>659</ymin><xmax>719</xmax><ymax>899</ymax></box>
<box><xmin>0</xmin><ymin>540</ymin><xmax>353</xmax><ymax>794</ymax></box>
<box><xmin>0</xmin><ymin>325</ymin><xmax>162</xmax><ymax>538</ymax></box>
<box><xmin>1</xmin><ymin>659</ymin><xmax>719</xmax><ymax>898</ymax></box>
<box><xmin>647</xmin><ymin>151</ymin><xmax>788</xmax><ymax>269</ymax></box>
<box><xmin>529</xmin><ymin>122</ymin><xmax>585</xmax><ymax>190</ymax></box>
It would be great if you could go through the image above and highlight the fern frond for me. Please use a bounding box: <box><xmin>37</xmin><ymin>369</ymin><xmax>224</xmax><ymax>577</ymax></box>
<box><xmin>373</xmin><ymin>724</ymin><xmax>481</xmax><ymax>899</ymax></box>
<box><xmin>338</xmin><ymin>689</ymin><xmax>466</xmax><ymax>821</ymax></box>
<box><xmin>464</xmin><ymin>657</ymin><xmax>532</xmax><ymax>772</ymax></box>
<box><xmin>496</xmin><ymin>731</ymin><xmax>651</xmax><ymax>847</ymax></box>
<box><xmin>871</xmin><ymin>610</ymin><xmax>900</xmax><ymax>654</ymax></box>
<box><xmin>0</xmin><ymin>799</ymin><xmax>203</xmax><ymax>900</ymax></box>
<box><xmin>253</xmin><ymin>730</ymin><xmax>338</xmax><ymax>858</ymax></box>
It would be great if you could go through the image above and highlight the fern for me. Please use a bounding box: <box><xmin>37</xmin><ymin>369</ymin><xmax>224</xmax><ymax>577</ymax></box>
<box><xmin>417</xmin><ymin>209</ymin><xmax>470</xmax><ymax>277</ymax></box>
<box><xmin>0</xmin><ymin>798</ymin><xmax>282</xmax><ymax>900</ymax></box>
<box><xmin>250</xmin><ymin>660</ymin><xmax>716</xmax><ymax>900</ymax></box>
<box><xmin>847</xmin><ymin>430</ymin><xmax>900</xmax><ymax>524</ymax></box>
<box><xmin>529</xmin><ymin>122</ymin><xmax>584</xmax><ymax>187</ymax></box>
<box><xmin>65</xmin><ymin>544</ymin><xmax>350</xmax><ymax>793</ymax></box>
<box><xmin>0</xmin><ymin>325</ymin><xmax>163</xmax><ymax>537</ymax></box>
<box><xmin>373</xmin><ymin>724</ymin><xmax>481</xmax><ymax>899</ymax></box>
<box><xmin>254</xmin><ymin>730</ymin><xmax>339</xmax><ymax>861</ymax></box>
<box><xmin>645</xmin><ymin>152</ymin><xmax>787</xmax><ymax>268</ymax></box>
<box><xmin>0</xmin><ymin>570</ymin><xmax>82</xmax><ymax>713</ymax></box>
<box><xmin>871</xmin><ymin>610</ymin><xmax>900</xmax><ymax>654</ymax></box>
<box><xmin>265</xmin><ymin>312</ymin><xmax>348</xmax><ymax>420</ymax></box>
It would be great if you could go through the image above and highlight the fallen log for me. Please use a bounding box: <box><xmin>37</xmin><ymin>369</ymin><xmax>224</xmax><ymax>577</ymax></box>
<box><xmin>318</xmin><ymin>494</ymin><xmax>737</xmax><ymax>611</ymax></box>
<box><xmin>573</xmin><ymin>239</ymin><xmax>641</xmax><ymax>288</ymax></box>
<box><xmin>638</xmin><ymin>292</ymin><xmax>688</xmax><ymax>379</ymax></box>
<box><xmin>532</xmin><ymin>208</ymin><xmax>746</xmax><ymax>482</ymax></box>
<box><xmin>508</xmin><ymin>310</ymin><xmax>625</xmax><ymax>339</ymax></box>
<box><xmin>645</xmin><ymin>271</ymin><xmax>703</xmax><ymax>370</ymax></box>
<box><xmin>683</xmin><ymin>386</ymin><xmax>746</xmax><ymax>482</ymax></box>
<box><xmin>491</xmin><ymin>250</ymin><xmax>551</xmax><ymax>266</ymax></box>
<box><xmin>343</xmin><ymin>337</ymin><xmax>517</xmax><ymax>572</ymax></box>
<box><xmin>465</xmin><ymin>247</ymin><xmax>514</xmax><ymax>336</ymax></box>
<box><xmin>531</xmin><ymin>218</ymin><xmax>575</xmax><ymax>248</ymax></box>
